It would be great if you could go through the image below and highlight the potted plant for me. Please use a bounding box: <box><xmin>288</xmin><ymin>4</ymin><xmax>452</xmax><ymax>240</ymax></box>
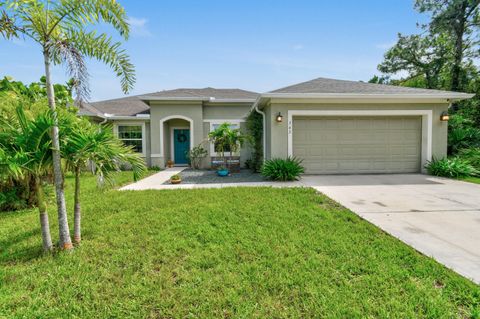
<box><xmin>170</xmin><ymin>174</ymin><xmax>182</xmax><ymax>184</ymax></box>
<box><xmin>208</xmin><ymin>123</ymin><xmax>249</xmax><ymax>176</ymax></box>
<box><xmin>216</xmin><ymin>165</ymin><xmax>229</xmax><ymax>177</ymax></box>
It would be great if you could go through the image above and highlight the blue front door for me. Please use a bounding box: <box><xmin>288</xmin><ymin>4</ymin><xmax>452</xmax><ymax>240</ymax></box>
<box><xmin>173</xmin><ymin>129</ymin><xmax>190</xmax><ymax>164</ymax></box>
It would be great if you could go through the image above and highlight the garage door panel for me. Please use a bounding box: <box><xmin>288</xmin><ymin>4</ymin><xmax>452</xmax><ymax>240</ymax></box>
<box><xmin>293</xmin><ymin>116</ymin><xmax>422</xmax><ymax>174</ymax></box>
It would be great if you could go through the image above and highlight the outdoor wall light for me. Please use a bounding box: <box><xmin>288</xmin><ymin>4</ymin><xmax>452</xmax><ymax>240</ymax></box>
<box><xmin>276</xmin><ymin>112</ymin><xmax>283</xmax><ymax>122</ymax></box>
<box><xmin>440</xmin><ymin>111</ymin><xmax>450</xmax><ymax>121</ymax></box>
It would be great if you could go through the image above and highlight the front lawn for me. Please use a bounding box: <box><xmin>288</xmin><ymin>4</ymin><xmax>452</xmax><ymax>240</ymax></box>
<box><xmin>1</xmin><ymin>173</ymin><xmax>479</xmax><ymax>318</ymax></box>
<box><xmin>462</xmin><ymin>176</ymin><xmax>480</xmax><ymax>184</ymax></box>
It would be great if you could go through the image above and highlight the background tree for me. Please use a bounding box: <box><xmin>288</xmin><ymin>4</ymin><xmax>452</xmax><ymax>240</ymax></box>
<box><xmin>1</xmin><ymin>0</ymin><xmax>135</xmax><ymax>250</ymax></box>
<box><xmin>415</xmin><ymin>0</ymin><xmax>480</xmax><ymax>91</ymax></box>
<box><xmin>377</xmin><ymin>33</ymin><xmax>450</xmax><ymax>89</ymax></box>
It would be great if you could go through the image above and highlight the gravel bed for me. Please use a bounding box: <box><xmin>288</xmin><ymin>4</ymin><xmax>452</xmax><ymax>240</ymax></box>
<box><xmin>163</xmin><ymin>169</ymin><xmax>265</xmax><ymax>184</ymax></box>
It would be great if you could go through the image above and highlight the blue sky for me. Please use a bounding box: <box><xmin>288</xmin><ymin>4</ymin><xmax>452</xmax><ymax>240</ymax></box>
<box><xmin>0</xmin><ymin>0</ymin><xmax>428</xmax><ymax>101</ymax></box>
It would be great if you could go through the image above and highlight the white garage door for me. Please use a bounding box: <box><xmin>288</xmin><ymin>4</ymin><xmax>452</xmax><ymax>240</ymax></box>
<box><xmin>292</xmin><ymin>116</ymin><xmax>422</xmax><ymax>174</ymax></box>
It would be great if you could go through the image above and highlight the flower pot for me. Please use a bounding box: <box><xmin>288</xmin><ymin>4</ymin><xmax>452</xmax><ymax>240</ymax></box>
<box><xmin>217</xmin><ymin>169</ymin><xmax>229</xmax><ymax>177</ymax></box>
<box><xmin>170</xmin><ymin>179</ymin><xmax>182</xmax><ymax>184</ymax></box>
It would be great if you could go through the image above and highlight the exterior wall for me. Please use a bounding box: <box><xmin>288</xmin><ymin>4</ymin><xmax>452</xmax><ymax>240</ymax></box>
<box><xmin>149</xmin><ymin>101</ymin><xmax>254</xmax><ymax>168</ymax></box>
<box><xmin>149</xmin><ymin>101</ymin><xmax>203</xmax><ymax>168</ymax></box>
<box><xmin>203</xmin><ymin>103</ymin><xmax>251</xmax><ymax>120</ymax></box>
<box><xmin>265</xmin><ymin>101</ymin><xmax>449</xmax><ymax>169</ymax></box>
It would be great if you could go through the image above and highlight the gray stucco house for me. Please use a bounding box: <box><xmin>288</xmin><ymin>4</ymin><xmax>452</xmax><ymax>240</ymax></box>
<box><xmin>79</xmin><ymin>77</ymin><xmax>473</xmax><ymax>174</ymax></box>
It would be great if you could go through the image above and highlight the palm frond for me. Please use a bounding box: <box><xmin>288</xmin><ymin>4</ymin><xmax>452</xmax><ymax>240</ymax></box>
<box><xmin>64</xmin><ymin>30</ymin><xmax>135</xmax><ymax>93</ymax></box>
<box><xmin>50</xmin><ymin>38</ymin><xmax>90</xmax><ymax>102</ymax></box>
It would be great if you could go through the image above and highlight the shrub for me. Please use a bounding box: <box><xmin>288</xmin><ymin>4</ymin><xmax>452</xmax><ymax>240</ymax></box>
<box><xmin>459</xmin><ymin>148</ymin><xmax>480</xmax><ymax>170</ymax></box>
<box><xmin>261</xmin><ymin>157</ymin><xmax>304</xmax><ymax>181</ymax></box>
<box><xmin>246</xmin><ymin>111</ymin><xmax>263</xmax><ymax>172</ymax></box>
<box><xmin>186</xmin><ymin>144</ymin><xmax>208</xmax><ymax>169</ymax></box>
<box><xmin>425</xmin><ymin>157</ymin><xmax>478</xmax><ymax>178</ymax></box>
<box><xmin>448</xmin><ymin>114</ymin><xmax>480</xmax><ymax>155</ymax></box>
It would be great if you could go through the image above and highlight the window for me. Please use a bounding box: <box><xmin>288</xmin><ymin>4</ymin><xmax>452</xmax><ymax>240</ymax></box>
<box><xmin>210</xmin><ymin>122</ymin><xmax>240</xmax><ymax>155</ymax></box>
<box><xmin>117</xmin><ymin>125</ymin><xmax>143</xmax><ymax>153</ymax></box>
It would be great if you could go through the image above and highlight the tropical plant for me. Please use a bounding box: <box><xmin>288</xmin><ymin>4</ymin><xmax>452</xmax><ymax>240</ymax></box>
<box><xmin>0</xmin><ymin>106</ymin><xmax>55</xmax><ymax>250</ymax></box>
<box><xmin>459</xmin><ymin>147</ymin><xmax>480</xmax><ymax>169</ymax></box>
<box><xmin>448</xmin><ymin>114</ymin><xmax>480</xmax><ymax>154</ymax></box>
<box><xmin>261</xmin><ymin>157</ymin><xmax>305</xmax><ymax>181</ymax></box>
<box><xmin>425</xmin><ymin>157</ymin><xmax>478</xmax><ymax>178</ymax></box>
<box><xmin>1</xmin><ymin>0</ymin><xmax>135</xmax><ymax>250</ymax></box>
<box><xmin>186</xmin><ymin>144</ymin><xmax>207</xmax><ymax>169</ymax></box>
<box><xmin>208</xmin><ymin>123</ymin><xmax>249</xmax><ymax>170</ymax></box>
<box><xmin>62</xmin><ymin>121</ymin><xmax>146</xmax><ymax>244</ymax></box>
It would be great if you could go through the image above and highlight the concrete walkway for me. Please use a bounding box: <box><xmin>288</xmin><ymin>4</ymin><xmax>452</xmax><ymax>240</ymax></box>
<box><xmin>120</xmin><ymin>171</ymin><xmax>480</xmax><ymax>283</ymax></box>
<box><xmin>120</xmin><ymin>167</ymin><xmax>188</xmax><ymax>190</ymax></box>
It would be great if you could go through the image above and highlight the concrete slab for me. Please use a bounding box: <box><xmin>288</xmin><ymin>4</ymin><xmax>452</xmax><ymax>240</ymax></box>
<box><xmin>308</xmin><ymin>174</ymin><xmax>480</xmax><ymax>284</ymax></box>
<box><xmin>120</xmin><ymin>167</ymin><xmax>187</xmax><ymax>190</ymax></box>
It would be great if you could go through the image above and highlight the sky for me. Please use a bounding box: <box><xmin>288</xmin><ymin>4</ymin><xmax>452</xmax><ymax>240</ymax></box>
<box><xmin>0</xmin><ymin>0</ymin><xmax>429</xmax><ymax>101</ymax></box>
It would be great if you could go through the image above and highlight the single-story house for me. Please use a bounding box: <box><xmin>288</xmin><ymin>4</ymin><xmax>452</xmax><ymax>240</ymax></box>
<box><xmin>79</xmin><ymin>77</ymin><xmax>473</xmax><ymax>174</ymax></box>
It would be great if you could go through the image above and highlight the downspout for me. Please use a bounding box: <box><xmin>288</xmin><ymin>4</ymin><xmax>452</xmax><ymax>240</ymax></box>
<box><xmin>252</xmin><ymin>97</ymin><xmax>266</xmax><ymax>162</ymax></box>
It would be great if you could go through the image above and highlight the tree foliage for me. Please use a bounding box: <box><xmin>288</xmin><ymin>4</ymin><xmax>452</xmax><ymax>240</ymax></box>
<box><xmin>373</xmin><ymin>0</ymin><xmax>480</xmax><ymax>155</ymax></box>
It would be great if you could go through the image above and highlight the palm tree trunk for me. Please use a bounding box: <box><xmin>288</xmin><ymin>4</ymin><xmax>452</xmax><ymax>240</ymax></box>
<box><xmin>43</xmin><ymin>49</ymin><xmax>73</xmax><ymax>250</ymax></box>
<box><xmin>73</xmin><ymin>165</ymin><xmax>81</xmax><ymax>244</ymax></box>
<box><xmin>35</xmin><ymin>177</ymin><xmax>53</xmax><ymax>251</ymax></box>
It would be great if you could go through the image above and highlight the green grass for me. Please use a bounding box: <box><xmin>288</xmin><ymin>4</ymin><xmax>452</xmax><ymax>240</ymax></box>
<box><xmin>1</xmin><ymin>173</ymin><xmax>479</xmax><ymax>318</ymax></box>
<box><xmin>462</xmin><ymin>176</ymin><xmax>480</xmax><ymax>184</ymax></box>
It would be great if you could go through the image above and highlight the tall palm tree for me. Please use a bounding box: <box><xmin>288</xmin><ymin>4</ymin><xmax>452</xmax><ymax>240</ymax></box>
<box><xmin>1</xmin><ymin>0</ymin><xmax>135</xmax><ymax>249</ymax></box>
<box><xmin>62</xmin><ymin>120</ymin><xmax>146</xmax><ymax>244</ymax></box>
<box><xmin>0</xmin><ymin>107</ymin><xmax>55</xmax><ymax>251</ymax></box>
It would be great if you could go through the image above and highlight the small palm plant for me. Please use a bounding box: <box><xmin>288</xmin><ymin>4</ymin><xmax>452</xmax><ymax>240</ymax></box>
<box><xmin>208</xmin><ymin>123</ymin><xmax>249</xmax><ymax>172</ymax></box>
<box><xmin>62</xmin><ymin>120</ymin><xmax>146</xmax><ymax>244</ymax></box>
<box><xmin>0</xmin><ymin>107</ymin><xmax>55</xmax><ymax>250</ymax></box>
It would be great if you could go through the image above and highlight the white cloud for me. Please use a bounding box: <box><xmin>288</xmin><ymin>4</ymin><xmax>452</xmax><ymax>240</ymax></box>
<box><xmin>375</xmin><ymin>41</ymin><xmax>396</xmax><ymax>50</ymax></box>
<box><xmin>292</xmin><ymin>44</ymin><xmax>304</xmax><ymax>51</ymax></box>
<box><xmin>126</xmin><ymin>17</ymin><xmax>152</xmax><ymax>37</ymax></box>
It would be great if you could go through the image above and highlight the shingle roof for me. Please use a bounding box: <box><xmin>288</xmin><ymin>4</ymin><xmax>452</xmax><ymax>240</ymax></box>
<box><xmin>142</xmin><ymin>88</ymin><xmax>259</xmax><ymax>100</ymax></box>
<box><xmin>78</xmin><ymin>88</ymin><xmax>259</xmax><ymax>117</ymax></box>
<box><xmin>81</xmin><ymin>95</ymin><xmax>150</xmax><ymax>117</ymax></box>
<box><xmin>269</xmin><ymin>77</ymin><xmax>463</xmax><ymax>95</ymax></box>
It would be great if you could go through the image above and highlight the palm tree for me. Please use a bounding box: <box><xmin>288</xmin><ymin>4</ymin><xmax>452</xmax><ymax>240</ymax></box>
<box><xmin>208</xmin><ymin>123</ymin><xmax>250</xmax><ymax>170</ymax></box>
<box><xmin>1</xmin><ymin>0</ymin><xmax>135</xmax><ymax>249</ymax></box>
<box><xmin>0</xmin><ymin>107</ymin><xmax>55</xmax><ymax>251</ymax></box>
<box><xmin>62</xmin><ymin>120</ymin><xmax>146</xmax><ymax>244</ymax></box>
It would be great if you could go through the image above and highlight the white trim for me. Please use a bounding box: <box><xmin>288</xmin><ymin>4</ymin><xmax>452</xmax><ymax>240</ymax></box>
<box><xmin>113</xmin><ymin>122</ymin><xmax>147</xmax><ymax>157</ymax></box>
<box><xmin>202</xmin><ymin>119</ymin><xmax>245</xmax><ymax>123</ymax></box>
<box><xmin>263</xmin><ymin>92</ymin><xmax>474</xmax><ymax>100</ymax></box>
<box><xmin>140</xmin><ymin>96</ymin><xmax>256</xmax><ymax>103</ymax></box>
<box><xmin>159</xmin><ymin>115</ymin><xmax>194</xmax><ymax>158</ymax></box>
<box><xmin>170</xmin><ymin>126</ymin><xmax>190</xmax><ymax>164</ymax></box>
<box><xmin>287</xmin><ymin>110</ymin><xmax>433</xmax><ymax>172</ymax></box>
<box><xmin>106</xmin><ymin>115</ymin><xmax>150</xmax><ymax>120</ymax></box>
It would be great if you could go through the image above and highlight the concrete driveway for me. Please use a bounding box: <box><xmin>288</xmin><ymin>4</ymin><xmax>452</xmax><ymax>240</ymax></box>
<box><xmin>302</xmin><ymin>174</ymin><xmax>480</xmax><ymax>284</ymax></box>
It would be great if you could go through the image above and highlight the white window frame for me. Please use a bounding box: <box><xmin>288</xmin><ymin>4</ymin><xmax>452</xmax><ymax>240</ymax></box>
<box><xmin>208</xmin><ymin>120</ymin><xmax>243</xmax><ymax>156</ymax></box>
<box><xmin>113</xmin><ymin>122</ymin><xmax>146</xmax><ymax>157</ymax></box>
